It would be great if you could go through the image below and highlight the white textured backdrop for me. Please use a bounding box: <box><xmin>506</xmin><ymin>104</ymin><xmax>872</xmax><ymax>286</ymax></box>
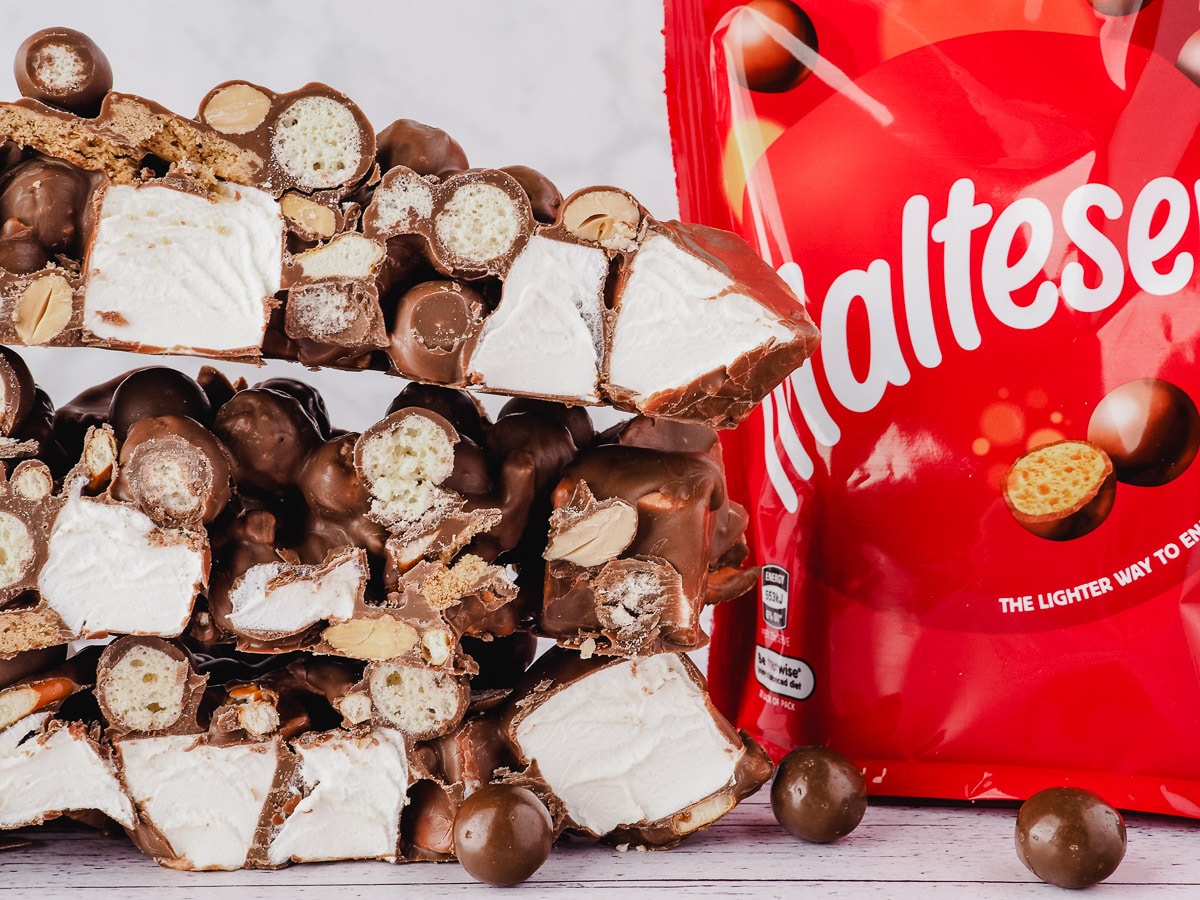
<box><xmin>0</xmin><ymin>1</ymin><xmax>677</xmax><ymax>430</ymax></box>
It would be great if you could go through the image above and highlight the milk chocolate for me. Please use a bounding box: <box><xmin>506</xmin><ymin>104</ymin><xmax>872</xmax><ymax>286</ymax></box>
<box><xmin>1015</xmin><ymin>787</ymin><xmax>1126</xmax><ymax>889</ymax></box>
<box><xmin>0</xmin><ymin>155</ymin><xmax>95</xmax><ymax>257</ymax></box>
<box><xmin>541</xmin><ymin>445</ymin><xmax>730</xmax><ymax>651</ymax></box>
<box><xmin>387</xmin><ymin>280</ymin><xmax>486</xmax><ymax>385</ymax></box>
<box><xmin>1004</xmin><ymin>440</ymin><xmax>1116</xmax><ymax>541</ymax></box>
<box><xmin>14</xmin><ymin>27</ymin><xmax>113</xmax><ymax>117</ymax></box>
<box><xmin>500</xmin><ymin>164</ymin><xmax>562</xmax><ymax>225</ymax></box>
<box><xmin>376</xmin><ymin>118</ymin><xmax>469</xmax><ymax>178</ymax></box>
<box><xmin>453</xmin><ymin>784</ymin><xmax>554</xmax><ymax>886</ymax></box>
<box><xmin>213</xmin><ymin>388</ymin><xmax>320</xmax><ymax>495</ymax></box>
<box><xmin>723</xmin><ymin>0</ymin><xmax>818</xmax><ymax>94</ymax></box>
<box><xmin>107</xmin><ymin>367</ymin><xmax>213</xmax><ymax>438</ymax></box>
<box><xmin>0</xmin><ymin>459</ymin><xmax>62</xmax><ymax>607</ymax></box>
<box><xmin>771</xmin><ymin>746</ymin><xmax>866</xmax><ymax>843</ymax></box>
<box><xmin>0</xmin><ymin>218</ymin><xmax>50</xmax><ymax>273</ymax></box>
<box><xmin>95</xmin><ymin>636</ymin><xmax>207</xmax><ymax>737</ymax></box>
<box><xmin>0</xmin><ymin>345</ymin><xmax>34</xmax><ymax>436</ymax></box>
<box><xmin>296</xmin><ymin>433</ymin><xmax>389</xmax><ymax>558</ymax></box>
<box><xmin>386</xmin><ymin>383</ymin><xmax>489</xmax><ymax>446</ymax></box>
<box><xmin>252</xmin><ymin>379</ymin><xmax>328</xmax><ymax>439</ymax></box>
<box><xmin>110</xmin><ymin>415</ymin><xmax>233</xmax><ymax>528</ymax></box>
<box><xmin>1087</xmin><ymin>378</ymin><xmax>1200</xmax><ymax>486</ymax></box>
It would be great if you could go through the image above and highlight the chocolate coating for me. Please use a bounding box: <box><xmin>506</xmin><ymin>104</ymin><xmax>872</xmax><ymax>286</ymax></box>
<box><xmin>0</xmin><ymin>156</ymin><xmax>94</xmax><ymax>256</ymax></box>
<box><xmin>13</xmin><ymin>27</ymin><xmax>112</xmax><ymax>117</ymax></box>
<box><xmin>53</xmin><ymin>369</ymin><xmax>133</xmax><ymax>462</ymax></box>
<box><xmin>388</xmin><ymin>280</ymin><xmax>486</xmax><ymax>386</ymax></box>
<box><xmin>387</xmin><ymin>383</ymin><xmax>489</xmax><ymax>446</ymax></box>
<box><xmin>771</xmin><ymin>746</ymin><xmax>866</xmax><ymax>843</ymax></box>
<box><xmin>0</xmin><ymin>219</ymin><xmax>50</xmax><ymax>274</ymax></box>
<box><xmin>0</xmin><ymin>345</ymin><xmax>35</xmax><ymax>436</ymax></box>
<box><xmin>1178</xmin><ymin>30</ymin><xmax>1200</xmax><ymax>87</ymax></box>
<box><xmin>253</xmin><ymin>377</ymin><xmax>331</xmax><ymax>438</ymax></box>
<box><xmin>498</xmin><ymin>398</ymin><xmax>594</xmax><ymax>452</ymax></box>
<box><xmin>1088</xmin><ymin>0</ymin><xmax>1154</xmax><ymax>16</ymax></box>
<box><xmin>109</xmin><ymin>367</ymin><xmax>212</xmax><ymax>439</ymax></box>
<box><xmin>111</xmin><ymin>415</ymin><xmax>233</xmax><ymax>526</ymax></box>
<box><xmin>297</xmin><ymin>433</ymin><xmax>388</xmax><ymax>556</ymax></box>
<box><xmin>212</xmin><ymin>388</ymin><xmax>320</xmax><ymax>494</ymax></box>
<box><xmin>453</xmin><ymin>784</ymin><xmax>553</xmax><ymax>886</ymax></box>
<box><xmin>376</xmin><ymin>118</ymin><xmax>469</xmax><ymax>178</ymax></box>
<box><xmin>1087</xmin><ymin>379</ymin><xmax>1200</xmax><ymax>486</ymax></box>
<box><xmin>401</xmin><ymin>780</ymin><xmax>457</xmax><ymax>859</ymax></box>
<box><xmin>500</xmin><ymin>165</ymin><xmax>562</xmax><ymax>224</ymax></box>
<box><xmin>1015</xmin><ymin>787</ymin><xmax>1126</xmax><ymax>890</ymax></box>
<box><xmin>725</xmin><ymin>0</ymin><xmax>818</xmax><ymax>94</ymax></box>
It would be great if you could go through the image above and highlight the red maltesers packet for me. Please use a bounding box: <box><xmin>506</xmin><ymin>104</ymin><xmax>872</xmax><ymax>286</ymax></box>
<box><xmin>665</xmin><ymin>0</ymin><xmax>1200</xmax><ymax>816</ymax></box>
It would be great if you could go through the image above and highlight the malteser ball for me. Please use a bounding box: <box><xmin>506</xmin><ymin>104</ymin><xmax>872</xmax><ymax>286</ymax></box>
<box><xmin>0</xmin><ymin>157</ymin><xmax>93</xmax><ymax>256</ymax></box>
<box><xmin>771</xmin><ymin>745</ymin><xmax>867</xmax><ymax>843</ymax></box>
<box><xmin>453</xmin><ymin>784</ymin><xmax>553</xmax><ymax>886</ymax></box>
<box><xmin>1088</xmin><ymin>0</ymin><xmax>1154</xmax><ymax>16</ymax></box>
<box><xmin>108</xmin><ymin>367</ymin><xmax>212</xmax><ymax>439</ymax></box>
<box><xmin>501</xmin><ymin>165</ymin><xmax>562</xmax><ymax>224</ymax></box>
<box><xmin>1087</xmin><ymin>378</ymin><xmax>1200</xmax><ymax>486</ymax></box>
<box><xmin>14</xmin><ymin>27</ymin><xmax>112</xmax><ymax>117</ymax></box>
<box><xmin>376</xmin><ymin>118</ymin><xmax>469</xmax><ymax>178</ymax></box>
<box><xmin>1016</xmin><ymin>787</ymin><xmax>1126</xmax><ymax>890</ymax></box>
<box><xmin>725</xmin><ymin>0</ymin><xmax>818</xmax><ymax>93</ymax></box>
<box><xmin>1179</xmin><ymin>30</ymin><xmax>1200</xmax><ymax>88</ymax></box>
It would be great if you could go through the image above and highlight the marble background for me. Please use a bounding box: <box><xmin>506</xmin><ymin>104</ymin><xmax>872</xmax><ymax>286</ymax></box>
<box><xmin>0</xmin><ymin>1</ymin><xmax>677</xmax><ymax>430</ymax></box>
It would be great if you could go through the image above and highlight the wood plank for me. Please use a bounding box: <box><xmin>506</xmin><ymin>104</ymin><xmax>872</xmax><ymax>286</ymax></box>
<box><xmin>4</xmin><ymin>789</ymin><xmax>1200</xmax><ymax>896</ymax></box>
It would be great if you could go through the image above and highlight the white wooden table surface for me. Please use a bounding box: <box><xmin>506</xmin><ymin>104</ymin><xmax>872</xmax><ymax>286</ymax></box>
<box><xmin>5</xmin><ymin>790</ymin><xmax>1200</xmax><ymax>899</ymax></box>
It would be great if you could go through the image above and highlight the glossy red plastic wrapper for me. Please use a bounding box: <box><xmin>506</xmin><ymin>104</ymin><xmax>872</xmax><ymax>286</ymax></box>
<box><xmin>665</xmin><ymin>0</ymin><xmax>1200</xmax><ymax>816</ymax></box>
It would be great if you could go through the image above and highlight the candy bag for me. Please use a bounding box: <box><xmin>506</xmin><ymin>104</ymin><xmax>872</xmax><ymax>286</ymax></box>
<box><xmin>665</xmin><ymin>0</ymin><xmax>1200</xmax><ymax>815</ymax></box>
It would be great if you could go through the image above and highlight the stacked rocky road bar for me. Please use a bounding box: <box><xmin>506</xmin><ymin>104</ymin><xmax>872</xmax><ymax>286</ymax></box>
<box><xmin>0</xmin><ymin>28</ymin><xmax>818</xmax><ymax>875</ymax></box>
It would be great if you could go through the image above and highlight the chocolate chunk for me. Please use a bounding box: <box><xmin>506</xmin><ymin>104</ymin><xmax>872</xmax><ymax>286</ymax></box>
<box><xmin>723</xmin><ymin>0</ymin><xmax>818</xmax><ymax>93</ymax></box>
<box><xmin>13</xmin><ymin>27</ymin><xmax>113</xmax><ymax>116</ymax></box>
<box><xmin>498</xmin><ymin>397</ymin><xmax>594</xmax><ymax>452</ymax></box>
<box><xmin>1003</xmin><ymin>440</ymin><xmax>1116</xmax><ymax>541</ymax></box>
<box><xmin>253</xmin><ymin>377</ymin><xmax>331</xmax><ymax>438</ymax></box>
<box><xmin>1087</xmin><ymin>378</ymin><xmax>1200</xmax><ymax>486</ymax></box>
<box><xmin>108</xmin><ymin>367</ymin><xmax>212</xmax><ymax>439</ymax></box>
<box><xmin>1015</xmin><ymin>787</ymin><xmax>1126</xmax><ymax>889</ymax></box>
<box><xmin>500</xmin><ymin>164</ymin><xmax>562</xmax><ymax>224</ymax></box>
<box><xmin>297</xmin><ymin>433</ymin><xmax>389</xmax><ymax>557</ymax></box>
<box><xmin>400</xmin><ymin>779</ymin><xmax>458</xmax><ymax>860</ymax></box>
<box><xmin>387</xmin><ymin>280</ymin><xmax>486</xmax><ymax>385</ymax></box>
<box><xmin>212</xmin><ymin>388</ymin><xmax>320</xmax><ymax>495</ymax></box>
<box><xmin>376</xmin><ymin>118</ymin><xmax>469</xmax><ymax>178</ymax></box>
<box><xmin>109</xmin><ymin>415</ymin><xmax>233</xmax><ymax>528</ymax></box>
<box><xmin>771</xmin><ymin>746</ymin><xmax>866</xmax><ymax>843</ymax></box>
<box><xmin>0</xmin><ymin>219</ymin><xmax>51</xmax><ymax>274</ymax></box>
<box><xmin>0</xmin><ymin>345</ymin><xmax>35</xmax><ymax>436</ymax></box>
<box><xmin>0</xmin><ymin>156</ymin><xmax>94</xmax><ymax>257</ymax></box>
<box><xmin>452</xmin><ymin>784</ymin><xmax>554</xmax><ymax>886</ymax></box>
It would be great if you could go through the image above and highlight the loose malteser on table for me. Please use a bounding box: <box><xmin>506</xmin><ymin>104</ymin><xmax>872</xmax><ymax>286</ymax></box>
<box><xmin>0</xmin><ymin>31</ymin><xmax>818</xmax><ymax>428</ymax></box>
